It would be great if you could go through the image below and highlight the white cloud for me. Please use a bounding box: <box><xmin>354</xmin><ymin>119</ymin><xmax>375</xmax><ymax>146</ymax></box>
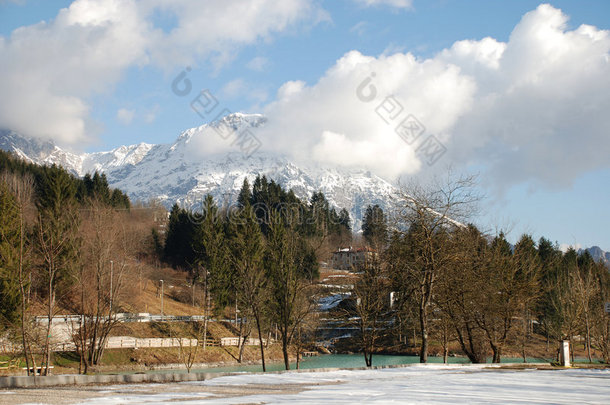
<box><xmin>441</xmin><ymin>4</ymin><xmax>610</xmax><ymax>189</ymax></box>
<box><xmin>0</xmin><ymin>0</ymin><xmax>321</xmax><ymax>144</ymax></box>
<box><xmin>116</xmin><ymin>108</ymin><xmax>135</xmax><ymax>125</ymax></box>
<box><xmin>258</xmin><ymin>50</ymin><xmax>475</xmax><ymax>179</ymax></box>
<box><xmin>246</xmin><ymin>56</ymin><xmax>269</xmax><ymax>71</ymax></box>
<box><xmin>353</xmin><ymin>0</ymin><xmax>412</xmax><ymax>10</ymax></box>
<box><xmin>0</xmin><ymin>0</ymin><xmax>148</xmax><ymax>143</ymax></box>
<box><xmin>254</xmin><ymin>4</ymin><xmax>610</xmax><ymax>189</ymax></box>
<box><xmin>3</xmin><ymin>2</ymin><xmax>608</xmax><ymax>192</ymax></box>
<box><xmin>140</xmin><ymin>0</ymin><xmax>322</xmax><ymax>69</ymax></box>
<box><xmin>312</xmin><ymin>130</ymin><xmax>421</xmax><ymax>178</ymax></box>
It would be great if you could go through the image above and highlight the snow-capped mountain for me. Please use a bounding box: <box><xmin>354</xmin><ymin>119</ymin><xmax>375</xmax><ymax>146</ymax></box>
<box><xmin>0</xmin><ymin>114</ymin><xmax>397</xmax><ymax>230</ymax></box>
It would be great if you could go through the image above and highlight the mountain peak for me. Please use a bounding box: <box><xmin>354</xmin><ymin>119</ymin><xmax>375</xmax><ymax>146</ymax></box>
<box><xmin>0</xmin><ymin>121</ymin><xmax>395</xmax><ymax>230</ymax></box>
<box><xmin>208</xmin><ymin>112</ymin><xmax>267</xmax><ymax>131</ymax></box>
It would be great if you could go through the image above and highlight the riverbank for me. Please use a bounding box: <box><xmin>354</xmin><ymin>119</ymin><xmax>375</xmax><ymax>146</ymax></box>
<box><xmin>4</xmin><ymin>349</ymin><xmax>607</xmax><ymax>379</ymax></box>
<box><xmin>0</xmin><ymin>344</ymin><xmax>293</xmax><ymax>377</ymax></box>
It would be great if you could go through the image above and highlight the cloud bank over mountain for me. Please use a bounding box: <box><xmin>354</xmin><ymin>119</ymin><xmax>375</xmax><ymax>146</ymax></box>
<box><xmin>256</xmin><ymin>4</ymin><xmax>610</xmax><ymax>187</ymax></box>
<box><xmin>1</xmin><ymin>3</ymin><xmax>608</xmax><ymax>190</ymax></box>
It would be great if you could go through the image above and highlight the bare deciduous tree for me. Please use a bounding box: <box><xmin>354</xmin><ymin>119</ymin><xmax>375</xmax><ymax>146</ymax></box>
<box><xmin>390</xmin><ymin>173</ymin><xmax>479</xmax><ymax>363</ymax></box>
<box><xmin>71</xmin><ymin>203</ymin><xmax>135</xmax><ymax>373</ymax></box>
<box><xmin>350</xmin><ymin>255</ymin><xmax>389</xmax><ymax>367</ymax></box>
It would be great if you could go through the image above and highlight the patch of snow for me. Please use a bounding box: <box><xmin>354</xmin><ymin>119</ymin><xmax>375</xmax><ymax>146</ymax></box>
<box><xmin>318</xmin><ymin>293</ymin><xmax>351</xmax><ymax>311</ymax></box>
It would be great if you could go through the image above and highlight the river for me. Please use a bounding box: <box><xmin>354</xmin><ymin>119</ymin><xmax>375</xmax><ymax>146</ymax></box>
<box><xmin>143</xmin><ymin>354</ymin><xmax>552</xmax><ymax>375</ymax></box>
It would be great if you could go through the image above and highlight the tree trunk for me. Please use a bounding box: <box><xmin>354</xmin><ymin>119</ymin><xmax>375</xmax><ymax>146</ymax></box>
<box><xmin>239</xmin><ymin>330</ymin><xmax>250</xmax><ymax>364</ymax></box>
<box><xmin>521</xmin><ymin>311</ymin><xmax>527</xmax><ymax>363</ymax></box>
<box><xmin>254</xmin><ymin>312</ymin><xmax>266</xmax><ymax>371</ymax></box>
<box><xmin>585</xmin><ymin>312</ymin><xmax>592</xmax><ymax>363</ymax></box>
<box><xmin>44</xmin><ymin>286</ymin><xmax>54</xmax><ymax>376</ymax></box>
<box><xmin>455</xmin><ymin>324</ymin><xmax>486</xmax><ymax>364</ymax></box>
<box><xmin>419</xmin><ymin>301</ymin><xmax>428</xmax><ymax>363</ymax></box>
<box><xmin>491</xmin><ymin>344</ymin><xmax>501</xmax><ymax>363</ymax></box>
<box><xmin>203</xmin><ymin>274</ymin><xmax>209</xmax><ymax>350</ymax></box>
<box><xmin>19</xmin><ymin>282</ymin><xmax>31</xmax><ymax>376</ymax></box>
<box><xmin>18</xmin><ymin>212</ymin><xmax>32</xmax><ymax>376</ymax></box>
<box><xmin>282</xmin><ymin>337</ymin><xmax>290</xmax><ymax>370</ymax></box>
<box><xmin>30</xmin><ymin>352</ymin><xmax>37</xmax><ymax>377</ymax></box>
<box><xmin>442</xmin><ymin>321</ymin><xmax>449</xmax><ymax>364</ymax></box>
<box><xmin>237</xmin><ymin>317</ymin><xmax>246</xmax><ymax>364</ymax></box>
<box><xmin>545</xmin><ymin>319</ymin><xmax>549</xmax><ymax>352</ymax></box>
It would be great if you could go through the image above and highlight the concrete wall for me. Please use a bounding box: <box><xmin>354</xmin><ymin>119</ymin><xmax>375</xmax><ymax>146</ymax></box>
<box><xmin>0</xmin><ymin>371</ymin><xmax>225</xmax><ymax>388</ymax></box>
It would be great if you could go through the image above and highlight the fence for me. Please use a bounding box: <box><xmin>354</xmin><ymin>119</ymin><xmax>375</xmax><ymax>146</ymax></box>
<box><xmin>105</xmin><ymin>337</ymin><xmax>198</xmax><ymax>349</ymax></box>
<box><xmin>220</xmin><ymin>337</ymin><xmax>267</xmax><ymax>346</ymax></box>
<box><xmin>0</xmin><ymin>337</ymin><xmax>198</xmax><ymax>354</ymax></box>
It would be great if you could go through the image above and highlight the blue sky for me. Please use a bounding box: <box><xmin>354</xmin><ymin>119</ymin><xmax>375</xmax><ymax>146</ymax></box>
<box><xmin>0</xmin><ymin>0</ymin><xmax>609</xmax><ymax>250</ymax></box>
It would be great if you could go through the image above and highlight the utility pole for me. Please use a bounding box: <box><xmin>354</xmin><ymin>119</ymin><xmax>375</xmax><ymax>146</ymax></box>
<box><xmin>160</xmin><ymin>279</ymin><xmax>164</xmax><ymax>318</ymax></box>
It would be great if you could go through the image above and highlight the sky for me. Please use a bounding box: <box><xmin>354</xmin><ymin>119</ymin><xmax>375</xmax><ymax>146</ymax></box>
<box><xmin>0</xmin><ymin>0</ymin><xmax>609</xmax><ymax>250</ymax></box>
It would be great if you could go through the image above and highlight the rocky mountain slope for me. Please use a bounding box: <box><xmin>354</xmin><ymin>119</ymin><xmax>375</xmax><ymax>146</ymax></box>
<box><xmin>0</xmin><ymin>114</ymin><xmax>397</xmax><ymax>230</ymax></box>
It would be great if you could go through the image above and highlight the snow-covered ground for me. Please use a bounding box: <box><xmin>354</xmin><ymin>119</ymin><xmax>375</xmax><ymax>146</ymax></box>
<box><xmin>75</xmin><ymin>364</ymin><xmax>609</xmax><ymax>405</ymax></box>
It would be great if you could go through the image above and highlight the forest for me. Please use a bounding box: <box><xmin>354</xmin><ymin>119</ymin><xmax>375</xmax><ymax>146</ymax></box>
<box><xmin>351</xmin><ymin>175</ymin><xmax>610</xmax><ymax>366</ymax></box>
<box><xmin>0</xmin><ymin>150</ymin><xmax>609</xmax><ymax>377</ymax></box>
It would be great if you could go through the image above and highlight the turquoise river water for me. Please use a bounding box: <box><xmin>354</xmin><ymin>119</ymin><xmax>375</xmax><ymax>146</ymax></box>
<box><xmin>140</xmin><ymin>354</ymin><xmax>554</xmax><ymax>375</ymax></box>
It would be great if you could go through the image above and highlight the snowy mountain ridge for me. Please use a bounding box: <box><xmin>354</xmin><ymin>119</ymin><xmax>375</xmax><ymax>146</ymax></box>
<box><xmin>0</xmin><ymin>114</ymin><xmax>397</xmax><ymax>230</ymax></box>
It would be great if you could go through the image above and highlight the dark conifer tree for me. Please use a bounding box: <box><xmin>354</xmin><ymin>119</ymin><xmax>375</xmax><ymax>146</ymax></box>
<box><xmin>0</xmin><ymin>182</ymin><xmax>21</xmax><ymax>329</ymax></box>
<box><xmin>362</xmin><ymin>204</ymin><xmax>388</xmax><ymax>249</ymax></box>
<box><xmin>237</xmin><ymin>178</ymin><xmax>251</xmax><ymax>209</ymax></box>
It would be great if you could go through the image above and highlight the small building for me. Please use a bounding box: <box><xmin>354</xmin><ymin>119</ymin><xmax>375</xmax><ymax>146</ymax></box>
<box><xmin>331</xmin><ymin>246</ymin><xmax>377</xmax><ymax>270</ymax></box>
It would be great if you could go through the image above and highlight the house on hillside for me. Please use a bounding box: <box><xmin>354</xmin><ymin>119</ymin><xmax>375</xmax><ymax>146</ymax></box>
<box><xmin>331</xmin><ymin>246</ymin><xmax>377</xmax><ymax>270</ymax></box>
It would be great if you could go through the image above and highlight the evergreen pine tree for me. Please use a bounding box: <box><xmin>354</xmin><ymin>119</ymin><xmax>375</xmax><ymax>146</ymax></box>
<box><xmin>195</xmin><ymin>195</ymin><xmax>231</xmax><ymax>308</ymax></box>
<box><xmin>0</xmin><ymin>182</ymin><xmax>21</xmax><ymax>329</ymax></box>
<box><xmin>362</xmin><ymin>204</ymin><xmax>387</xmax><ymax>249</ymax></box>
<box><xmin>230</xmin><ymin>199</ymin><xmax>268</xmax><ymax>369</ymax></box>
<box><xmin>237</xmin><ymin>178</ymin><xmax>251</xmax><ymax>209</ymax></box>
